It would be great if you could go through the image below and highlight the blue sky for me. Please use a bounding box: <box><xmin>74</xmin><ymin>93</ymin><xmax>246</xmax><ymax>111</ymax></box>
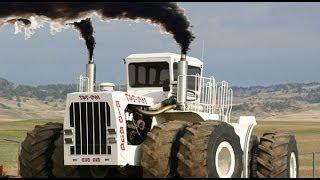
<box><xmin>0</xmin><ymin>2</ymin><xmax>320</xmax><ymax>87</ymax></box>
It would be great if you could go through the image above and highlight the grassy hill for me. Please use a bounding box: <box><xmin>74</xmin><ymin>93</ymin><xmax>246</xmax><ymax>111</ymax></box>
<box><xmin>0</xmin><ymin>77</ymin><xmax>77</xmax><ymax>121</ymax></box>
<box><xmin>231</xmin><ymin>82</ymin><xmax>320</xmax><ymax>119</ymax></box>
<box><xmin>0</xmin><ymin>77</ymin><xmax>77</xmax><ymax>101</ymax></box>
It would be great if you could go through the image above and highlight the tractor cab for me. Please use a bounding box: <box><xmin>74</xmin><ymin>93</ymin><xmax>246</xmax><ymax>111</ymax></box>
<box><xmin>125</xmin><ymin>52</ymin><xmax>233</xmax><ymax>122</ymax></box>
<box><xmin>125</xmin><ymin>52</ymin><xmax>203</xmax><ymax>104</ymax></box>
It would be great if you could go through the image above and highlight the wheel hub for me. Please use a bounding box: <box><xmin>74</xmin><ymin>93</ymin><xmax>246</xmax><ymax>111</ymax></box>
<box><xmin>290</xmin><ymin>152</ymin><xmax>297</xmax><ymax>178</ymax></box>
<box><xmin>215</xmin><ymin>141</ymin><xmax>235</xmax><ymax>178</ymax></box>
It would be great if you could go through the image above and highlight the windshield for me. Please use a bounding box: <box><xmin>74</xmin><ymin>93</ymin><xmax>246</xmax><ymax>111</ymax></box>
<box><xmin>129</xmin><ymin>62</ymin><xmax>170</xmax><ymax>87</ymax></box>
<box><xmin>173</xmin><ymin>62</ymin><xmax>202</xmax><ymax>90</ymax></box>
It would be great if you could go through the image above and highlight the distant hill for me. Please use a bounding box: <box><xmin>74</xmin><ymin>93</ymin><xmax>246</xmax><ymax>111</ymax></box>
<box><xmin>0</xmin><ymin>77</ymin><xmax>78</xmax><ymax>101</ymax></box>
<box><xmin>1</xmin><ymin>77</ymin><xmax>320</xmax><ymax>121</ymax></box>
<box><xmin>231</xmin><ymin>82</ymin><xmax>320</xmax><ymax>118</ymax></box>
<box><xmin>0</xmin><ymin>77</ymin><xmax>77</xmax><ymax>121</ymax></box>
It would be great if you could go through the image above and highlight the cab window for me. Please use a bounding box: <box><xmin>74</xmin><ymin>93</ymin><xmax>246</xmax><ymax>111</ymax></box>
<box><xmin>173</xmin><ymin>62</ymin><xmax>201</xmax><ymax>90</ymax></box>
<box><xmin>129</xmin><ymin>62</ymin><xmax>170</xmax><ymax>87</ymax></box>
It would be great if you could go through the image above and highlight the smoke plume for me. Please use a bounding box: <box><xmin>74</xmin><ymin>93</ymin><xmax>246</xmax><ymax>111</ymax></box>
<box><xmin>73</xmin><ymin>18</ymin><xmax>96</xmax><ymax>61</ymax></box>
<box><xmin>0</xmin><ymin>2</ymin><xmax>195</xmax><ymax>54</ymax></box>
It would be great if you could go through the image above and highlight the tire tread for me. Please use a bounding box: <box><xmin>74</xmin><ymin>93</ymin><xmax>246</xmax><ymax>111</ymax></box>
<box><xmin>19</xmin><ymin>122</ymin><xmax>62</xmax><ymax>178</ymax></box>
<box><xmin>140</xmin><ymin>120</ymin><xmax>191</xmax><ymax>177</ymax></box>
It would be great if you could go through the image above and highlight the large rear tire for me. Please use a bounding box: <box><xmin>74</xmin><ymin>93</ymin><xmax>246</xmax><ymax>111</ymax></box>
<box><xmin>19</xmin><ymin>122</ymin><xmax>63</xmax><ymax>178</ymax></box>
<box><xmin>177</xmin><ymin>121</ymin><xmax>243</xmax><ymax>178</ymax></box>
<box><xmin>140</xmin><ymin>120</ymin><xmax>191</xmax><ymax>177</ymax></box>
<box><xmin>256</xmin><ymin>132</ymin><xmax>299</xmax><ymax>178</ymax></box>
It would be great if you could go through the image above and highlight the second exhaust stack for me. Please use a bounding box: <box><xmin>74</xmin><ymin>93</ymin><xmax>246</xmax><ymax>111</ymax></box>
<box><xmin>86</xmin><ymin>59</ymin><xmax>96</xmax><ymax>92</ymax></box>
<box><xmin>177</xmin><ymin>53</ymin><xmax>188</xmax><ymax>110</ymax></box>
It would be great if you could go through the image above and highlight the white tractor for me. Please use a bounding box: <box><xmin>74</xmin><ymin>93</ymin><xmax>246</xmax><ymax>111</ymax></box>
<box><xmin>18</xmin><ymin>52</ymin><xmax>299</xmax><ymax>178</ymax></box>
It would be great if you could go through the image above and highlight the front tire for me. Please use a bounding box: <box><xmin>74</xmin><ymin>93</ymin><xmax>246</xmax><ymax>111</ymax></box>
<box><xmin>256</xmin><ymin>132</ymin><xmax>299</xmax><ymax>178</ymax></box>
<box><xmin>177</xmin><ymin>121</ymin><xmax>243</xmax><ymax>178</ymax></box>
<box><xmin>19</xmin><ymin>122</ymin><xmax>62</xmax><ymax>178</ymax></box>
<box><xmin>140</xmin><ymin>120</ymin><xmax>191</xmax><ymax>177</ymax></box>
<box><xmin>51</xmin><ymin>131</ymin><xmax>81</xmax><ymax>178</ymax></box>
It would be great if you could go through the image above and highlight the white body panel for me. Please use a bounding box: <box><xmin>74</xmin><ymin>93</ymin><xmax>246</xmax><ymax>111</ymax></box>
<box><xmin>63</xmin><ymin>91</ymin><xmax>154</xmax><ymax>166</ymax></box>
<box><xmin>230</xmin><ymin>116</ymin><xmax>257</xmax><ymax>178</ymax></box>
<box><xmin>64</xmin><ymin>93</ymin><xmax>255</xmax><ymax>171</ymax></box>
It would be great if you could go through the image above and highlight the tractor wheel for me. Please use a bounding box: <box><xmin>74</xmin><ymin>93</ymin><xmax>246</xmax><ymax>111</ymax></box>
<box><xmin>248</xmin><ymin>135</ymin><xmax>259</xmax><ymax>178</ymax></box>
<box><xmin>19</xmin><ymin>122</ymin><xmax>63</xmax><ymax>178</ymax></box>
<box><xmin>51</xmin><ymin>131</ymin><xmax>82</xmax><ymax>178</ymax></box>
<box><xmin>140</xmin><ymin>120</ymin><xmax>191</xmax><ymax>177</ymax></box>
<box><xmin>256</xmin><ymin>132</ymin><xmax>299</xmax><ymax>178</ymax></box>
<box><xmin>177</xmin><ymin>121</ymin><xmax>243</xmax><ymax>178</ymax></box>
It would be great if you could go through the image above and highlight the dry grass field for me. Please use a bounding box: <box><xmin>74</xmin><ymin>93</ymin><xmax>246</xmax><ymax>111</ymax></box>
<box><xmin>0</xmin><ymin>97</ymin><xmax>64</xmax><ymax>122</ymax></box>
<box><xmin>0</xmin><ymin>118</ymin><xmax>63</xmax><ymax>176</ymax></box>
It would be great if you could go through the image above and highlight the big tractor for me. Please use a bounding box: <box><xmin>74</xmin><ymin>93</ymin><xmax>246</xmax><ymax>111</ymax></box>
<box><xmin>19</xmin><ymin>52</ymin><xmax>298</xmax><ymax>178</ymax></box>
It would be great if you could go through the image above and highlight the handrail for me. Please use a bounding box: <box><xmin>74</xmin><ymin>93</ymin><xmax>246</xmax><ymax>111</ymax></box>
<box><xmin>177</xmin><ymin>74</ymin><xmax>233</xmax><ymax>122</ymax></box>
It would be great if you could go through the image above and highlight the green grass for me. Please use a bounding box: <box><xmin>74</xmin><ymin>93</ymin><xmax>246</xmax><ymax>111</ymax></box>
<box><xmin>0</xmin><ymin>118</ymin><xmax>63</xmax><ymax>176</ymax></box>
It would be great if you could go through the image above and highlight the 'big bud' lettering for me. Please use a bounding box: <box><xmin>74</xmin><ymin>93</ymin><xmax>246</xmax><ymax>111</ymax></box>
<box><xmin>115</xmin><ymin>100</ymin><xmax>125</xmax><ymax>150</ymax></box>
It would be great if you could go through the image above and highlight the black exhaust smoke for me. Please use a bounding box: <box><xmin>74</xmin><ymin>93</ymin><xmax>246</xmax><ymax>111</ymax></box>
<box><xmin>73</xmin><ymin>18</ymin><xmax>96</xmax><ymax>61</ymax></box>
<box><xmin>0</xmin><ymin>2</ymin><xmax>195</xmax><ymax>54</ymax></box>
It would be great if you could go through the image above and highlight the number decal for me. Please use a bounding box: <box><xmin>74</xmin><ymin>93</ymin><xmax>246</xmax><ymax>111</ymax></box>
<box><xmin>79</xmin><ymin>95</ymin><xmax>100</xmax><ymax>101</ymax></box>
<box><xmin>125</xmin><ymin>93</ymin><xmax>147</xmax><ymax>104</ymax></box>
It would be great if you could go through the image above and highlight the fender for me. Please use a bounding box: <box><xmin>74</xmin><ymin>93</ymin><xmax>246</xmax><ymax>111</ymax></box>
<box><xmin>230</xmin><ymin>116</ymin><xmax>257</xmax><ymax>178</ymax></box>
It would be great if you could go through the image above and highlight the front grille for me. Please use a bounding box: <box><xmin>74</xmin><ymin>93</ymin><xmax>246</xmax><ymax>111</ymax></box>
<box><xmin>69</xmin><ymin>102</ymin><xmax>111</xmax><ymax>155</ymax></box>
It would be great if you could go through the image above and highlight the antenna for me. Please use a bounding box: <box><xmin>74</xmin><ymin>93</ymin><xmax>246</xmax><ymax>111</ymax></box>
<box><xmin>201</xmin><ymin>40</ymin><xmax>205</xmax><ymax>61</ymax></box>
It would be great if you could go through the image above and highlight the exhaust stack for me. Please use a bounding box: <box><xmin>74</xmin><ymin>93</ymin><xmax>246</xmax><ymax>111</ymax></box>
<box><xmin>86</xmin><ymin>59</ymin><xmax>96</xmax><ymax>92</ymax></box>
<box><xmin>177</xmin><ymin>53</ymin><xmax>188</xmax><ymax>110</ymax></box>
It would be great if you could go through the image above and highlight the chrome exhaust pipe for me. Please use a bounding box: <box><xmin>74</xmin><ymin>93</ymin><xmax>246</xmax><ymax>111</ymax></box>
<box><xmin>86</xmin><ymin>59</ymin><xmax>96</xmax><ymax>92</ymax></box>
<box><xmin>177</xmin><ymin>53</ymin><xmax>188</xmax><ymax>110</ymax></box>
<box><xmin>135</xmin><ymin>104</ymin><xmax>177</xmax><ymax>117</ymax></box>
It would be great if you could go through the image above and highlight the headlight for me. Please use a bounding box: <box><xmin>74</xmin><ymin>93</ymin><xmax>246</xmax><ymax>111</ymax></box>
<box><xmin>64</xmin><ymin>138</ymin><xmax>73</xmax><ymax>144</ymax></box>
<box><xmin>107</xmin><ymin>129</ymin><xmax>116</xmax><ymax>135</ymax></box>
<box><xmin>108</xmin><ymin>137</ymin><xmax>116</xmax><ymax>144</ymax></box>
<box><xmin>64</xmin><ymin>129</ymin><xmax>73</xmax><ymax>135</ymax></box>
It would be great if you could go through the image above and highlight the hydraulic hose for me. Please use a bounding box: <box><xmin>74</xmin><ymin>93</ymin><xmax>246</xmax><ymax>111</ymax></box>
<box><xmin>135</xmin><ymin>104</ymin><xmax>176</xmax><ymax>117</ymax></box>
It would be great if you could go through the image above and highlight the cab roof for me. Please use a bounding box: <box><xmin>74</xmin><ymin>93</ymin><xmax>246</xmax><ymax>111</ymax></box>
<box><xmin>125</xmin><ymin>52</ymin><xmax>203</xmax><ymax>66</ymax></box>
